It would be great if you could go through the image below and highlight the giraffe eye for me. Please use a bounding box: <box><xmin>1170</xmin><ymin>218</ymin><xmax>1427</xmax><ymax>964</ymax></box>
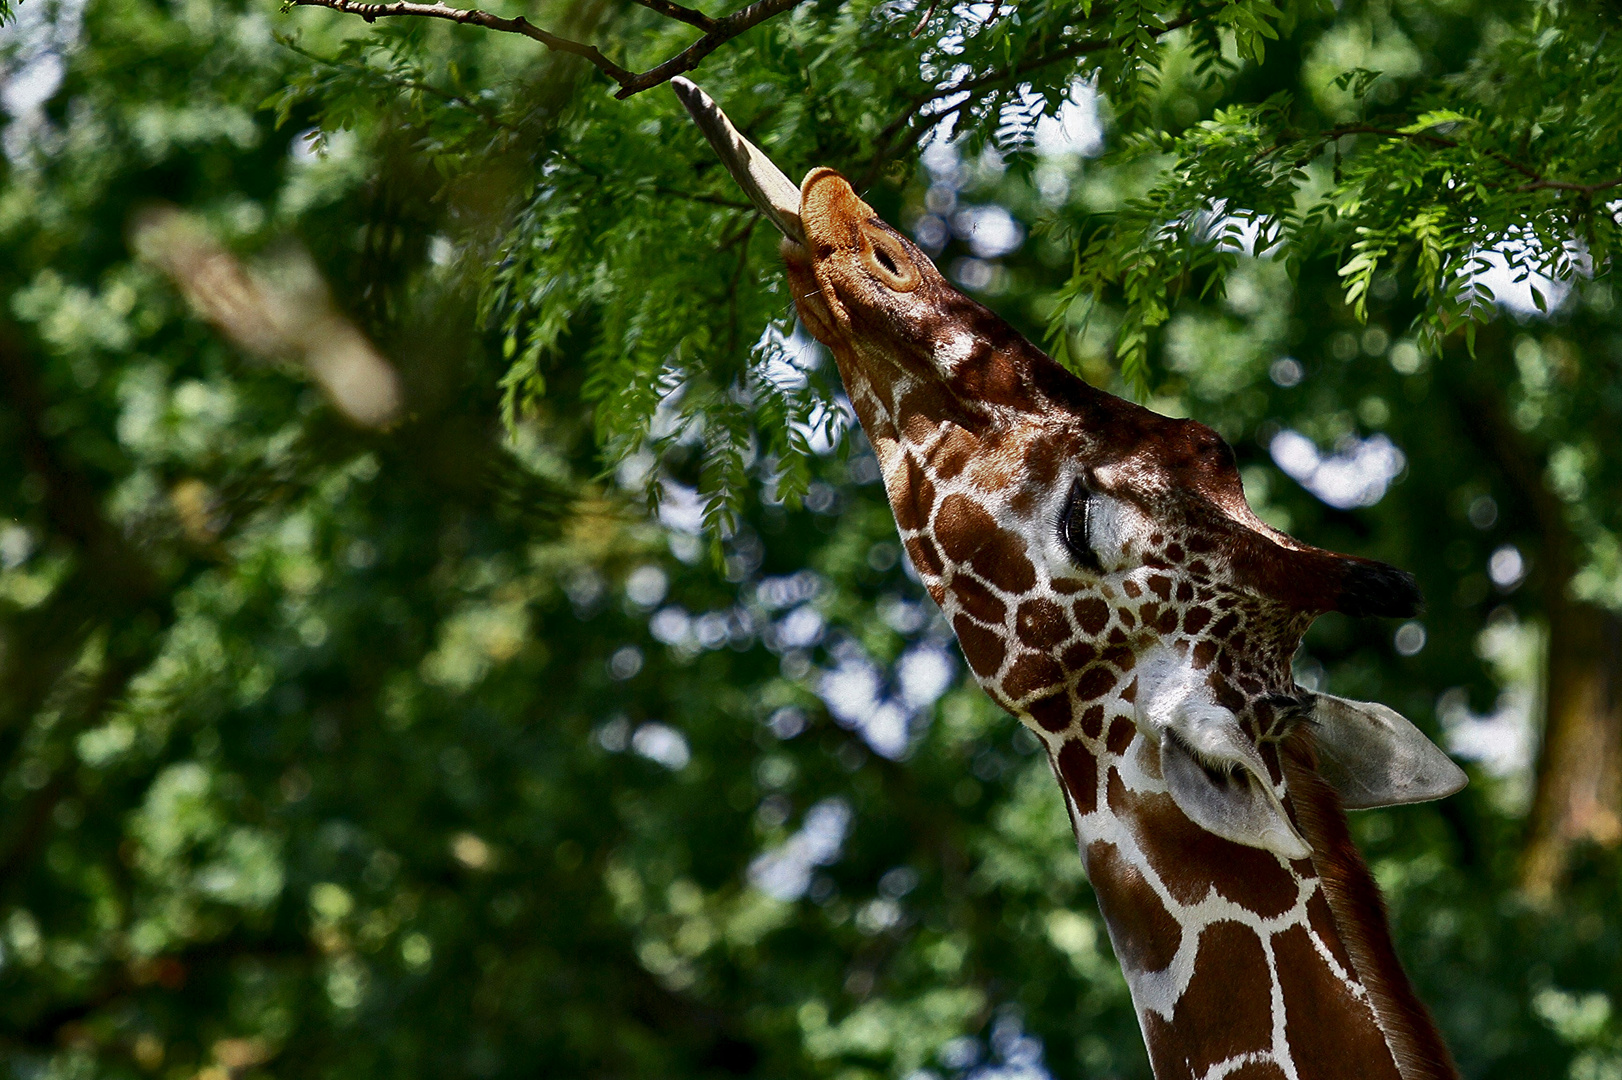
<box><xmin>1060</xmin><ymin>479</ymin><xmax>1102</xmax><ymax>573</ymax></box>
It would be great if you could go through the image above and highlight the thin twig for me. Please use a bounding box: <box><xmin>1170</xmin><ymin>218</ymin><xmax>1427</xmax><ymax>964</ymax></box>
<box><xmin>911</xmin><ymin>0</ymin><xmax>939</xmax><ymax>37</ymax></box>
<box><xmin>630</xmin><ymin>0</ymin><xmax>716</xmax><ymax>31</ymax></box>
<box><xmin>290</xmin><ymin>0</ymin><xmax>637</xmax><ymax>83</ymax></box>
<box><xmin>1517</xmin><ymin>176</ymin><xmax>1622</xmax><ymax>195</ymax></box>
<box><xmin>289</xmin><ymin>0</ymin><xmax>808</xmax><ymax>98</ymax></box>
<box><xmin>614</xmin><ymin>0</ymin><xmax>805</xmax><ymax>96</ymax></box>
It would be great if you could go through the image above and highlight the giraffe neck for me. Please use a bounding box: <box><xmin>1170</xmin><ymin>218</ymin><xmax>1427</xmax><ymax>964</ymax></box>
<box><xmin>1049</xmin><ymin>721</ymin><xmax>1459</xmax><ymax>1080</ymax></box>
<box><xmin>826</xmin><ymin>326</ymin><xmax>1457</xmax><ymax>1080</ymax></box>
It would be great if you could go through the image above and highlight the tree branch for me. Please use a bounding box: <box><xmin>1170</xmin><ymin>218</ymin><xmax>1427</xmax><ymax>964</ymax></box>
<box><xmin>860</xmin><ymin>8</ymin><xmax>1209</xmax><ymax>187</ymax></box>
<box><xmin>1264</xmin><ymin>123</ymin><xmax>1622</xmax><ymax>198</ymax></box>
<box><xmin>289</xmin><ymin>0</ymin><xmax>638</xmax><ymax>84</ymax></box>
<box><xmin>630</xmin><ymin>0</ymin><xmax>716</xmax><ymax>32</ymax></box>
<box><xmin>288</xmin><ymin>0</ymin><xmax>808</xmax><ymax>99</ymax></box>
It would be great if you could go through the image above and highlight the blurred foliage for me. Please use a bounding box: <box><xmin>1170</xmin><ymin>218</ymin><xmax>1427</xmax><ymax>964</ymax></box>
<box><xmin>0</xmin><ymin>0</ymin><xmax>1620</xmax><ymax>1079</ymax></box>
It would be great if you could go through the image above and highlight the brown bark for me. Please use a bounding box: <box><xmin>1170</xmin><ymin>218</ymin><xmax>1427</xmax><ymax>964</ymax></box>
<box><xmin>1521</xmin><ymin>602</ymin><xmax>1622</xmax><ymax>898</ymax></box>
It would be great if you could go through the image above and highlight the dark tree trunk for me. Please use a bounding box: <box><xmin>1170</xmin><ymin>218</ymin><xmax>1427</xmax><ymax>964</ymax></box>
<box><xmin>1446</xmin><ymin>353</ymin><xmax>1622</xmax><ymax>898</ymax></box>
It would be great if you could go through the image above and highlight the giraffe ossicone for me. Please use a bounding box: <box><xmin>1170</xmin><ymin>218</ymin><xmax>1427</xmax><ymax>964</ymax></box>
<box><xmin>675</xmin><ymin>79</ymin><xmax>1467</xmax><ymax>1080</ymax></box>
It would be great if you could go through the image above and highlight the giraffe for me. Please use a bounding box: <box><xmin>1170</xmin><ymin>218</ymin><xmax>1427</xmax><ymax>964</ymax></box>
<box><xmin>673</xmin><ymin>79</ymin><xmax>1469</xmax><ymax>1080</ymax></box>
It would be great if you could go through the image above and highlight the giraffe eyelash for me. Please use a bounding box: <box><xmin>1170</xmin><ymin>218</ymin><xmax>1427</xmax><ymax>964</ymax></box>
<box><xmin>1056</xmin><ymin>478</ymin><xmax>1102</xmax><ymax>573</ymax></box>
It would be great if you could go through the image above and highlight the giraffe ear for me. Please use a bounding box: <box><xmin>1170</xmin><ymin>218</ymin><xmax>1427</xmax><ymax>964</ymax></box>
<box><xmin>1158</xmin><ymin>713</ymin><xmax>1312</xmax><ymax>861</ymax></box>
<box><xmin>1309</xmin><ymin>694</ymin><xmax>1468</xmax><ymax>809</ymax></box>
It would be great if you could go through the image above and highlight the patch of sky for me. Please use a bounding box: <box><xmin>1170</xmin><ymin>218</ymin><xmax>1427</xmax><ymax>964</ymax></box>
<box><xmin>0</xmin><ymin>0</ymin><xmax>88</xmax><ymax>161</ymax></box>
<box><xmin>912</xmin><ymin>78</ymin><xmax>1098</xmax><ymax>254</ymax></box>
<box><xmin>630</xmin><ymin>722</ymin><xmax>690</xmax><ymax>770</ymax></box>
<box><xmin>953</xmin><ymin>205</ymin><xmax>1024</xmax><ymax>259</ymax></box>
<box><xmin>1031</xmin><ymin>81</ymin><xmax>1104</xmax><ymax>159</ymax></box>
<box><xmin>817</xmin><ymin>639</ymin><xmax>956</xmax><ymax>759</ymax></box>
<box><xmin>1463</xmin><ymin>230</ymin><xmax>1589</xmax><ymax>318</ymax></box>
<box><xmin>1196</xmin><ymin>201</ymin><xmax>1279</xmax><ymax>258</ymax></box>
<box><xmin>747</xmin><ymin>797</ymin><xmax>852</xmax><ymax>901</ymax></box>
<box><xmin>1438</xmin><ymin>609</ymin><xmax>1541</xmax><ymax>793</ymax></box>
<box><xmin>1270</xmin><ymin>428</ymin><xmax>1406</xmax><ymax>509</ymax></box>
<box><xmin>755</xmin><ymin>323</ymin><xmax>822</xmax><ymax>393</ymax></box>
<box><xmin>657</xmin><ymin>480</ymin><xmax>707</xmax><ymax>534</ymax></box>
<box><xmin>624</xmin><ymin>565</ymin><xmax>669</xmax><ymax>609</ymax></box>
<box><xmin>970</xmin><ymin>1007</ymin><xmax>1052</xmax><ymax>1080</ymax></box>
<box><xmin>820</xmin><ymin>648</ymin><xmax>912</xmax><ymax>759</ymax></box>
<box><xmin>754</xmin><ymin>570</ymin><xmax>822</xmax><ymax>610</ymax></box>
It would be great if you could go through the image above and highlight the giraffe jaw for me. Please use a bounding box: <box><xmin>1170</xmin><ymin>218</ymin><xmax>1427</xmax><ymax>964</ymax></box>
<box><xmin>671</xmin><ymin>78</ymin><xmax>806</xmax><ymax>246</ymax></box>
<box><xmin>1136</xmin><ymin>642</ymin><xmax>1313</xmax><ymax>861</ymax></box>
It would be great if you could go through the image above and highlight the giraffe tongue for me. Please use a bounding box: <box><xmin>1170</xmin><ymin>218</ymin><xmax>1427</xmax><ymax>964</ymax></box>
<box><xmin>671</xmin><ymin>78</ymin><xmax>806</xmax><ymax>246</ymax></box>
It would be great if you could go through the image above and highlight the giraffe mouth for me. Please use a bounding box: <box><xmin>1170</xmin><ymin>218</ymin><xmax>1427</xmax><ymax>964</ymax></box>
<box><xmin>671</xmin><ymin>78</ymin><xmax>806</xmax><ymax>247</ymax></box>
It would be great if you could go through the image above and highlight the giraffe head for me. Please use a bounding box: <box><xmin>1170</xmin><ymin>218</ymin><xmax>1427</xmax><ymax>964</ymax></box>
<box><xmin>674</xmin><ymin>80</ymin><xmax>1464</xmax><ymax>861</ymax></box>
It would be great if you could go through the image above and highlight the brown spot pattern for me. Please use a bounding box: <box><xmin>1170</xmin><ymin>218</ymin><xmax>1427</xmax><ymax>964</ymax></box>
<box><xmin>1225</xmin><ymin>1065</ymin><xmax>1288</xmax><ymax>1080</ymax></box>
<box><xmin>1057</xmin><ymin>741</ymin><xmax>1097</xmax><ymax>814</ymax></box>
<box><xmin>1184</xmin><ymin>606</ymin><xmax>1212</xmax><ymax>635</ymax></box>
<box><xmin>890</xmin><ymin>455</ymin><xmax>933</xmax><ymax>531</ymax></box>
<box><xmin>1073</xmin><ymin>665</ymin><xmax>1117</xmax><ymax>702</ymax></box>
<box><xmin>973</xmin><ymin>532</ymin><xmax>1037</xmax><ymax>593</ymax></box>
<box><xmin>952</xmin><ymin>615</ymin><xmax>1005</xmax><ymax>678</ymax></box>
<box><xmin>1305</xmin><ymin>889</ymin><xmax>1354</xmax><ymax>976</ymax></box>
<box><xmin>1073</xmin><ymin>597</ymin><xmax>1110</xmax><ymax>635</ymax></box>
<box><xmin>1062</xmin><ymin>641</ymin><xmax>1097</xmax><ymax>668</ymax></box>
<box><xmin>905</xmin><ymin>536</ymin><xmax>944</xmax><ymax>578</ymax></box>
<box><xmin>1028</xmin><ymin>693</ymin><xmax>1072</xmax><ymax>733</ymax></box>
<box><xmin>954</xmin><ymin>574</ymin><xmax>1006</xmax><ymax>624</ymax></box>
<box><xmin>1125</xmin><ymin>790</ymin><xmax>1298</xmax><ymax>916</ymax></box>
<box><xmin>1086</xmin><ymin>841</ymin><xmax>1181</xmax><ymax>974</ymax></box>
<box><xmin>1003</xmin><ymin>652</ymin><xmax>1064</xmax><ymax>700</ymax></box>
<box><xmin>1275</xmin><ymin>924</ymin><xmax>1404</xmax><ymax>1080</ymax></box>
<box><xmin>1016</xmin><ymin>598</ymin><xmax>1070</xmax><ymax>649</ymax></box>
<box><xmin>930</xmin><ymin>426</ymin><xmax>976</xmax><ymax>480</ymax></box>
<box><xmin>935</xmin><ymin>494</ymin><xmax>995</xmax><ymax>562</ymax></box>
<box><xmin>1170</xmin><ymin>921</ymin><xmax>1274</xmax><ymax>1070</ymax></box>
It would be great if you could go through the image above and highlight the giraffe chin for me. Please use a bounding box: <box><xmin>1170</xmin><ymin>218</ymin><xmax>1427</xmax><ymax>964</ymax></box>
<box><xmin>1159</xmin><ymin>734</ymin><xmax>1313</xmax><ymax>861</ymax></box>
<box><xmin>1135</xmin><ymin>642</ymin><xmax>1313</xmax><ymax>859</ymax></box>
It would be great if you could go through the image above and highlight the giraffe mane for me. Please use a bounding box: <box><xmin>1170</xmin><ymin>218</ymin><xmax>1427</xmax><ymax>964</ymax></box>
<box><xmin>1282</xmin><ymin>729</ymin><xmax>1463</xmax><ymax>1080</ymax></box>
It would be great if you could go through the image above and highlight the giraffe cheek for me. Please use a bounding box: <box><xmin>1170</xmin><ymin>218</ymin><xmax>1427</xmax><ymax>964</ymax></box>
<box><xmin>934</xmin><ymin>493</ymin><xmax>996</xmax><ymax>561</ymax></box>
<box><xmin>1015</xmin><ymin>597</ymin><xmax>1069</xmax><ymax>651</ymax></box>
<box><xmin>1002</xmin><ymin>652</ymin><xmax>1064</xmax><ymax>701</ymax></box>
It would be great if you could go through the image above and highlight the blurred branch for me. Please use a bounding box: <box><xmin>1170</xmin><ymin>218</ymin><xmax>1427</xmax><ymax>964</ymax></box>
<box><xmin>287</xmin><ymin>0</ymin><xmax>809</xmax><ymax>99</ymax></box>
<box><xmin>131</xmin><ymin>207</ymin><xmax>404</xmax><ymax>429</ymax></box>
